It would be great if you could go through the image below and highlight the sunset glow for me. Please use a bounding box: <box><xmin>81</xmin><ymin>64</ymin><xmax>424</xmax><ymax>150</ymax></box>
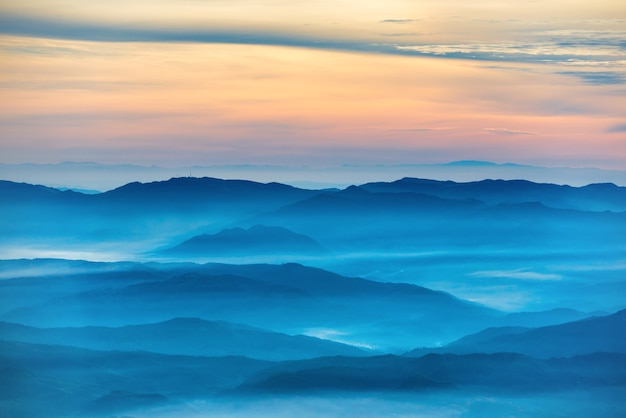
<box><xmin>1</xmin><ymin>1</ymin><xmax>625</xmax><ymax>169</ymax></box>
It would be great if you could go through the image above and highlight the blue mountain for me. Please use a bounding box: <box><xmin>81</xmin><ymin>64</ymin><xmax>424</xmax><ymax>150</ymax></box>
<box><xmin>164</xmin><ymin>225</ymin><xmax>325</xmax><ymax>256</ymax></box>
<box><xmin>360</xmin><ymin>177</ymin><xmax>626</xmax><ymax>211</ymax></box>
<box><xmin>0</xmin><ymin>318</ymin><xmax>367</xmax><ymax>360</ymax></box>
<box><xmin>237</xmin><ymin>352</ymin><xmax>626</xmax><ymax>394</ymax></box>
<box><xmin>0</xmin><ymin>261</ymin><xmax>499</xmax><ymax>350</ymax></box>
<box><xmin>406</xmin><ymin>309</ymin><xmax>626</xmax><ymax>358</ymax></box>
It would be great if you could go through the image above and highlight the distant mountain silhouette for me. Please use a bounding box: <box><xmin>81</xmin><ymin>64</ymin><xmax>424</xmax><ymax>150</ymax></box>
<box><xmin>3</xmin><ymin>177</ymin><xmax>625</xmax><ymax>256</ymax></box>
<box><xmin>0</xmin><ymin>318</ymin><xmax>367</xmax><ymax>360</ymax></box>
<box><xmin>446</xmin><ymin>160</ymin><xmax>500</xmax><ymax>166</ymax></box>
<box><xmin>248</xmin><ymin>184</ymin><xmax>626</xmax><ymax>251</ymax></box>
<box><xmin>164</xmin><ymin>225</ymin><xmax>325</xmax><ymax>256</ymax></box>
<box><xmin>0</xmin><ymin>177</ymin><xmax>323</xmax><ymax>242</ymax></box>
<box><xmin>360</xmin><ymin>177</ymin><xmax>626</xmax><ymax>212</ymax></box>
<box><xmin>0</xmin><ymin>177</ymin><xmax>318</xmax><ymax>208</ymax></box>
<box><xmin>0</xmin><ymin>180</ymin><xmax>93</xmax><ymax>202</ymax></box>
<box><xmin>406</xmin><ymin>309</ymin><xmax>626</xmax><ymax>358</ymax></box>
<box><xmin>99</xmin><ymin>177</ymin><xmax>318</xmax><ymax>210</ymax></box>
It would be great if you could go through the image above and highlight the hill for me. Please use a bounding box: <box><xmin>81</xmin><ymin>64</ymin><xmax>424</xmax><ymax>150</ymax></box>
<box><xmin>0</xmin><ymin>317</ymin><xmax>367</xmax><ymax>361</ymax></box>
<box><xmin>164</xmin><ymin>225</ymin><xmax>325</xmax><ymax>257</ymax></box>
<box><xmin>0</xmin><ymin>261</ymin><xmax>499</xmax><ymax>350</ymax></box>
<box><xmin>238</xmin><ymin>352</ymin><xmax>626</xmax><ymax>394</ymax></box>
<box><xmin>406</xmin><ymin>309</ymin><xmax>626</xmax><ymax>358</ymax></box>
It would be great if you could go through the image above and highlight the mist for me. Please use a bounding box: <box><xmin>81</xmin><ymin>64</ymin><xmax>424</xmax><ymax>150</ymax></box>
<box><xmin>126</xmin><ymin>390</ymin><xmax>626</xmax><ymax>418</ymax></box>
<box><xmin>1</xmin><ymin>175</ymin><xmax>625</xmax><ymax>417</ymax></box>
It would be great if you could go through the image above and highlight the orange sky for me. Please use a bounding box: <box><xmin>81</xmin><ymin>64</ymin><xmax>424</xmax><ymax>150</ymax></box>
<box><xmin>0</xmin><ymin>1</ymin><xmax>625</xmax><ymax>169</ymax></box>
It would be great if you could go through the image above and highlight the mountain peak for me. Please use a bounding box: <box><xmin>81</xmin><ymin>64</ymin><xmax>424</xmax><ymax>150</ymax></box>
<box><xmin>165</xmin><ymin>225</ymin><xmax>325</xmax><ymax>256</ymax></box>
<box><xmin>341</xmin><ymin>185</ymin><xmax>369</xmax><ymax>195</ymax></box>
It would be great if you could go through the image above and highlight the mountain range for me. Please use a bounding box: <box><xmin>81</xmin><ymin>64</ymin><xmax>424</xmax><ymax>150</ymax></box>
<box><xmin>3</xmin><ymin>338</ymin><xmax>625</xmax><ymax>417</ymax></box>
<box><xmin>0</xmin><ymin>261</ymin><xmax>500</xmax><ymax>349</ymax></box>
<box><xmin>3</xmin><ymin>177</ymin><xmax>625</xmax><ymax>252</ymax></box>
<box><xmin>360</xmin><ymin>177</ymin><xmax>626</xmax><ymax>212</ymax></box>
<box><xmin>3</xmin><ymin>161</ymin><xmax>626</xmax><ymax>191</ymax></box>
<box><xmin>2</xmin><ymin>175</ymin><xmax>624</xmax><ymax>323</ymax></box>
<box><xmin>1</xmin><ymin>176</ymin><xmax>625</xmax><ymax>417</ymax></box>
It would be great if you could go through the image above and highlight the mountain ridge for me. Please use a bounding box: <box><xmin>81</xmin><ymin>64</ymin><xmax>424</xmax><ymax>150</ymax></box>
<box><xmin>0</xmin><ymin>261</ymin><xmax>501</xmax><ymax>350</ymax></box>
<box><xmin>359</xmin><ymin>177</ymin><xmax>626</xmax><ymax>212</ymax></box>
<box><xmin>0</xmin><ymin>317</ymin><xmax>368</xmax><ymax>360</ymax></box>
<box><xmin>406</xmin><ymin>309</ymin><xmax>626</xmax><ymax>358</ymax></box>
<box><xmin>164</xmin><ymin>225</ymin><xmax>326</xmax><ymax>257</ymax></box>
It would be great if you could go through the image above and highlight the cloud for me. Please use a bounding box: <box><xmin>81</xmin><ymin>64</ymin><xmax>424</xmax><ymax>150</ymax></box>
<box><xmin>0</xmin><ymin>13</ymin><xmax>378</xmax><ymax>53</ymax></box>
<box><xmin>395</xmin><ymin>39</ymin><xmax>625</xmax><ymax>62</ymax></box>
<box><xmin>0</xmin><ymin>112</ymin><xmax>188</xmax><ymax>126</ymax></box>
<box><xmin>557</xmin><ymin>71</ymin><xmax>626</xmax><ymax>85</ymax></box>
<box><xmin>394</xmin><ymin>31</ymin><xmax>626</xmax><ymax>84</ymax></box>
<box><xmin>380</xmin><ymin>19</ymin><xmax>417</xmax><ymax>24</ymax></box>
<box><xmin>1</xmin><ymin>12</ymin><xmax>624</xmax><ymax>86</ymax></box>
<box><xmin>469</xmin><ymin>269</ymin><xmax>561</xmax><ymax>281</ymax></box>
<box><xmin>380</xmin><ymin>33</ymin><xmax>421</xmax><ymax>37</ymax></box>
<box><xmin>386</xmin><ymin>128</ymin><xmax>451</xmax><ymax>132</ymax></box>
<box><xmin>484</xmin><ymin>128</ymin><xmax>538</xmax><ymax>136</ymax></box>
<box><xmin>303</xmin><ymin>328</ymin><xmax>375</xmax><ymax>350</ymax></box>
<box><xmin>607</xmin><ymin>123</ymin><xmax>626</xmax><ymax>133</ymax></box>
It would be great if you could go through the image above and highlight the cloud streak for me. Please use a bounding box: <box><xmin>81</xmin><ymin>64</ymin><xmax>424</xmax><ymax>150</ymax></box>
<box><xmin>1</xmin><ymin>12</ymin><xmax>624</xmax><ymax>85</ymax></box>
<box><xmin>396</xmin><ymin>36</ymin><xmax>625</xmax><ymax>62</ymax></box>
<box><xmin>557</xmin><ymin>71</ymin><xmax>626</xmax><ymax>85</ymax></box>
<box><xmin>386</xmin><ymin>128</ymin><xmax>452</xmax><ymax>133</ymax></box>
<box><xmin>0</xmin><ymin>13</ymin><xmax>389</xmax><ymax>55</ymax></box>
<box><xmin>607</xmin><ymin>123</ymin><xmax>626</xmax><ymax>133</ymax></box>
<box><xmin>484</xmin><ymin>128</ymin><xmax>539</xmax><ymax>136</ymax></box>
<box><xmin>470</xmin><ymin>269</ymin><xmax>561</xmax><ymax>281</ymax></box>
<box><xmin>380</xmin><ymin>19</ymin><xmax>418</xmax><ymax>24</ymax></box>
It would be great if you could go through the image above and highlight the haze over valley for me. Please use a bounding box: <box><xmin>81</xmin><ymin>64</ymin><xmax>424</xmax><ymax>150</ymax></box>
<box><xmin>1</xmin><ymin>175</ymin><xmax>625</xmax><ymax>417</ymax></box>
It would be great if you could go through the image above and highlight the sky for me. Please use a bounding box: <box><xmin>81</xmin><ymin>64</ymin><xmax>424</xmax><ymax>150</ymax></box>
<box><xmin>1</xmin><ymin>0</ymin><xmax>625</xmax><ymax>172</ymax></box>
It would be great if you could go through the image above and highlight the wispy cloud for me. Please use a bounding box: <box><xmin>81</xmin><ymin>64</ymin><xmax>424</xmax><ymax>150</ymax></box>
<box><xmin>484</xmin><ymin>128</ymin><xmax>539</xmax><ymax>136</ymax></box>
<box><xmin>607</xmin><ymin>123</ymin><xmax>626</xmax><ymax>133</ymax></box>
<box><xmin>380</xmin><ymin>19</ymin><xmax>417</xmax><ymax>24</ymax></box>
<box><xmin>0</xmin><ymin>111</ymin><xmax>190</xmax><ymax>126</ymax></box>
<box><xmin>396</xmin><ymin>38</ymin><xmax>625</xmax><ymax>62</ymax></box>
<box><xmin>557</xmin><ymin>71</ymin><xmax>626</xmax><ymax>85</ymax></box>
<box><xmin>380</xmin><ymin>33</ymin><xmax>421</xmax><ymax>37</ymax></box>
<box><xmin>0</xmin><ymin>13</ymin><xmax>378</xmax><ymax>53</ymax></box>
<box><xmin>1</xmin><ymin>12</ymin><xmax>624</xmax><ymax>87</ymax></box>
<box><xmin>303</xmin><ymin>328</ymin><xmax>375</xmax><ymax>350</ymax></box>
<box><xmin>386</xmin><ymin>127</ymin><xmax>452</xmax><ymax>132</ymax></box>
<box><xmin>470</xmin><ymin>269</ymin><xmax>561</xmax><ymax>281</ymax></box>
<box><xmin>394</xmin><ymin>30</ymin><xmax>626</xmax><ymax>85</ymax></box>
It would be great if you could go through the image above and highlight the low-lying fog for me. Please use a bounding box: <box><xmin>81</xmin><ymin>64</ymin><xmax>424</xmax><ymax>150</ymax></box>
<box><xmin>114</xmin><ymin>390</ymin><xmax>626</xmax><ymax>418</ymax></box>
